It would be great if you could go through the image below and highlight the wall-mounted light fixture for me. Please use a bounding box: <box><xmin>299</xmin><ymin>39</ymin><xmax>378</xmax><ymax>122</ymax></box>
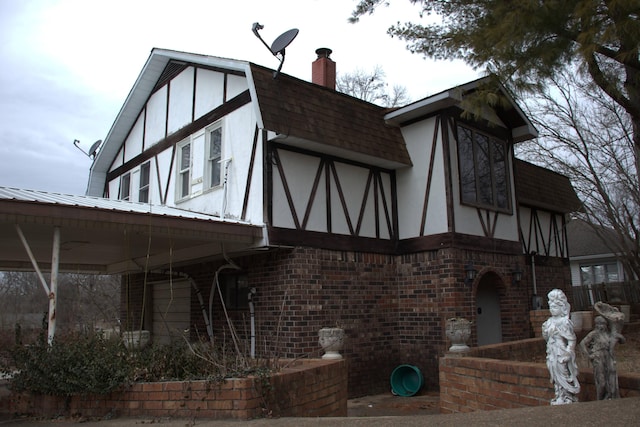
<box><xmin>464</xmin><ymin>261</ymin><xmax>477</xmax><ymax>285</ymax></box>
<box><xmin>512</xmin><ymin>264</ymin><xmax>523</xmax><ymax>285</ymax></box>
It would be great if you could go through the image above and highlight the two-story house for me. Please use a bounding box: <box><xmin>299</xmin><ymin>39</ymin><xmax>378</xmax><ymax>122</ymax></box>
<box><xmin>0</xmin><ymin>47</ymin><xmax>580</xmax><ymax>397</ymax></box>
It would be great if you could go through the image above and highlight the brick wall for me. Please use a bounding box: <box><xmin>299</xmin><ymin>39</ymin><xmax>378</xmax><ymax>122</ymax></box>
<box><xmin>120</xmin><ymin>246</ymin><xmax>572</xmax><ymax>398</ymax></box>
<box><xmin>6</xmin><ymin>359</ymin><xmax>346</xmax><ymax>420</ymax></box>
<box><xmin>439</xmin><ymin>339</ymin><xmax>640</xmax><ymax>413</ymax></box>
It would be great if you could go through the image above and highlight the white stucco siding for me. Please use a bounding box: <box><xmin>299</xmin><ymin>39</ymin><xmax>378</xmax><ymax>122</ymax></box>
<box><xmin>271</xmin><ymin>148</ymin><xmax>393</xmax><ymax>239</ymax></box>
<box><xmin>167</xmin><ymin>67</ymin><xmax>195</xmax><ymax>135</ymax></box>
<box><xmin>124</xmin><ymin>118</ymin><xmax>144</xmax><ymax>163</ymax></box>
<box><xmin>170</xmin><ymin>105</ymin><xmax>262</xmax><ymax>222</ymax></box>
<box><xmin>109</xmin><ymin>147</ymin><xmax>125</xmax><ymax>173</ymax></box>
<box><xmin>227</xmin><ymin>74</ymin><xmax>249</xmax><ymax>99</ymax></box>
<box><xmin>144</xmin><ymin>86</ymin><xmax>168</xmax><ymax>147</ymax></box>
<box><xmin>194</xmin><ymin>68</ymin><xmax>225</xmax><ymax>120</ymax></box>
<box><xmin>396</xmin><ymin>119</ymin><xmax>449</xmax><ymax>239</ymax></box>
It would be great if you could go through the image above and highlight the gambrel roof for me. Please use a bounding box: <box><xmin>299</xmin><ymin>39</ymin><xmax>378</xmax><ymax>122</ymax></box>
<box><xmin>88</xmin><ymin>48</ymin><xmax>411</xmax><ymax>197</ymax></box>
<box><xmin>249</xmin><ymin>63</ymin><xmax>411</xmax><ymax>169</ymax></box>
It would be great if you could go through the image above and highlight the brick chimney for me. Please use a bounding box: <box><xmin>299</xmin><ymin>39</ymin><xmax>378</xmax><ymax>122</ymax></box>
<box><xmin>312</xmin><ymin>48</ymin><xmax>336</xmax><ymax>89</ymax></box>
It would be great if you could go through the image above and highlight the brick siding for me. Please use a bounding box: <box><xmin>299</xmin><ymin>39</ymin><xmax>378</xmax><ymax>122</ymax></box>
<box><xmin>121</xmin><ymin>246</ymin><xmax>572</xmax><ymax>398</ymax></box>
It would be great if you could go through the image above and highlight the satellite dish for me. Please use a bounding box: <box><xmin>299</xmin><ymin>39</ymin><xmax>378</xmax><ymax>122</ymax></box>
<box><xmin>270</xmin><ymin>28</ymin><xmax>299</xmax><ymax>55</ymax></box>
<box><xmin>73</xmin><ymin>139</ymin><xmax>102</xmax><ymax>159</ymax></box>
<box><xmin>252</xmin><ymin>23</ymin><xmax>299</xmax><ymax>78</ymax></box>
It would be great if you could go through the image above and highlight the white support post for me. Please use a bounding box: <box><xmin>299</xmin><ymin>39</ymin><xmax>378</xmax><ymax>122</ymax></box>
<box><xmin>48</xmin><ymin>227</ymin><xmax>61</xmax><ymax>345</ymax></box>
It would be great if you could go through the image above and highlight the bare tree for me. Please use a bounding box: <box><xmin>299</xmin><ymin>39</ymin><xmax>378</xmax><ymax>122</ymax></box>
<box><xmin>516</xmin><ymin>70</ymin><xmax>639</xmax><ymax>281</ymax></box>
<box><xmin>336</xmin><ymin>65</ymin><xmax>410</xmax><ymax>107</ymax></box>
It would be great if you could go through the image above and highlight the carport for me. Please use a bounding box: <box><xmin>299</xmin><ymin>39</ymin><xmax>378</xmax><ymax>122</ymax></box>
<box><xmin>0</xmin><ymin>187</ymin><xmax>265</xmax><ymax>343</ymax></box>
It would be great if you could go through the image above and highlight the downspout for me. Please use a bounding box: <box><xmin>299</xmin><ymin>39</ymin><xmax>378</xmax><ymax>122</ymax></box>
<box><xmin>220</xmin><ymin>158</ymin><xmax>232</xmax><ymax>219</ymax></box>
<box><xmin>248</xmin><ymin>287</ymin><xmax>257</xmax><ymax>358</ymax></box>
<box><xmin>531</xmin><ymin>251</ymin><xmax>542</xmax><ymax>310</ymax></box>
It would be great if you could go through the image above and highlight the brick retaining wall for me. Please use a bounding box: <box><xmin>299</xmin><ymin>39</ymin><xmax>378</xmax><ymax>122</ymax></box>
<box><xmin>4</xmin><ymin>359</ymin><xmax>347</xmax><ymax>420</ymax></box>
<box><xmin>439</xmin><ymin>332</ymin><xmax>640</xmax><ymax>413</ymax></box>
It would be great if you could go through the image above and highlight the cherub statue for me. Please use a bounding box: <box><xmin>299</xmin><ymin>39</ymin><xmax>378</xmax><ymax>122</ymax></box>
<box><xmin>541</xmin><ymin>289</ymin><xmax>580</xmax><ymax>404</ymax></box>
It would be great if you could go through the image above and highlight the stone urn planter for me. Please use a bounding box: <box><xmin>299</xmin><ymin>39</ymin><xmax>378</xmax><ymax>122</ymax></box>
<box><xmin>445</xmin><ymin>318</ymin><xmax>471</xmax><ymax>353</ymax></box>
<box><xmin>122</xmin><ymin>330</ymin><xmax>150</xmax><ymax>349</ymax></box>
<box><xmin>318</xmin><ymin>327</ymin><xmax>345</xmax><ymax>360</ymax></box>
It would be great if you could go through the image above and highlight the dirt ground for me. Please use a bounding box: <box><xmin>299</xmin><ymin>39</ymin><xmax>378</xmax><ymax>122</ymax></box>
<box><xmin>347</xmin><ymin>390</ymin><xmax>440</xmax><ymax>417</ymax></box>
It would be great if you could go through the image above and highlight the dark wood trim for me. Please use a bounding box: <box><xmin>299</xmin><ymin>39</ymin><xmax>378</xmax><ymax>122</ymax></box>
<box><xmin>264</xmin><ymin>131</ymin><xmax>272</xmax><ymax>226</ymax></box>
<box><xmin>376</xmin><ymin>172</ymin><xmax>393</xmax><ymax>239</ymax></box>
<box><xmin>241</xmin><ymin>126</ymin><xmax>259</xmax><ymax>221</ymax></box>
<box><xmin>272</xmin><ymin>149</ymin><xmax>300</xmax><ymax>229</ymax></box>
<box><xmin>106</xmin><ymin>90</ymin><xmax>251</xmax><ymax>182</ymax></box>
<box><xmin>162</xmin><ymin>146</ymin><xmax>177</xmax><ymax>205</ymax></box>
<box><xmin>390</xmin><ymin>171</ymin><xmax>398</xmax><ymax>241</ymax></box>
<box><xmin>421</xmin><ymin>115</ymin><xmax>440</xmax><ymax>236</ymax></box>
<box><xmin>267</xmin><ymin>227</ymin><xmax>396</xmax><ymax>254</ymax></box>
<box><xmin>373</xmin><ymin>171</ymin><xmax>380</xmax><ymax>238</ymax></box>
<box><xmin>223</xmin><ymin>73</ymin><xmax>228</xmax><ymax>103</ymax></box>
<box><xmin>330</xmin><ymin>161</ymin><xmax>355</xmax><ymax>235</ymax></box>
<box><xmin>443</xmin><ymin>115</ymin><xmax>456</xmax><ymax>233</ymax></box>
<box><xmin>397</xmin><ymin>232</ymin><xmax>522</xmax><ymax>255</ymax></box>
<box><xmin>325</xmin><ymin>160</ymin><xmax>332</xmax><ymax>233</ymax></box>
<box><xmin>192</xmin><ymin>68</ymin><xmax>197</xmax><ymax>122</ymax></box>
<box><xmin>301</xmin><ymin>158</ymin><xmax>325</xmax><ymax>230</ymax></box>
<box><xmin>153</xmin><ymin>156</ymin><xmax>163</xmax><ymax>203</ymax></box>
<box><xmin>165</xmin><ymin>81</ymin><xmax>170</xmax><ymax>138</ymax></box>
<box><xmin>141</xmin><ymin>108</ymin><xmax>147</xmax><ymax>152</ymax></box>
<box><xmin>355</xmin><ymin>171</ymin><xmax>373</xmax><ymax>236</ymax></box>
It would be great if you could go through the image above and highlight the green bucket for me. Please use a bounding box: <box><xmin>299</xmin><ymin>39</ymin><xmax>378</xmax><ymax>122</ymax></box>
<box><xmin>390</xmin><ymin>364</ymin><xmax>424</xmax><ymax>397</ymax></box>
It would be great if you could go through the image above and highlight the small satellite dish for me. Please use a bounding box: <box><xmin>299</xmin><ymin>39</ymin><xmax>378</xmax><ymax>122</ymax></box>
<box><xmin>252</xmin><ymin>23</ymin><xmax>299</xmax><ymax>78</ymax></box>
<box><xmin>73</xmin><ymin>139</ymin><xmax>102</xmax><ymax>159</ymax></box>
<box><xmin>270</xmin><ymin>28</ymin><xmax>299</xmax><ymax>56</ymax></box>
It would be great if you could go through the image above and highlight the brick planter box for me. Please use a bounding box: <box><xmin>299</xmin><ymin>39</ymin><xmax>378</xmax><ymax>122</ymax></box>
<box><xmin>3</xmin><ymin>359</ymin><xmax>347</xmax><ymax>420</ymax></box>
<box><xmin>439</xmin><ymin>334</ymin><xmax>640</xmax><ymax>414</ymax></box>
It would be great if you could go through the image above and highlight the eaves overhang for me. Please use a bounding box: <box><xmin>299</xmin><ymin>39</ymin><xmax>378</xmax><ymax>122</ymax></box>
<box><xmin>384</xmin><ymin>77</ymin><xmax>538</xmax><ymax>143</ymax></box>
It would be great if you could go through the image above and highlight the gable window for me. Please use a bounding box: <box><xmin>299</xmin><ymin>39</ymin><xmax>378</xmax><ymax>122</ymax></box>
<box><xmin>139</xmin><ymin>161</ymin><xmax>150</xmax><ymax>203</ymax></box>
<box><xmin>177</xmin><ymin>140</ymin><xmax>191</xmax><ymax>199</ymax></box>
<box><xmin>206</xmin><ymin>124</ymin><xmax>222</xmax><ymax>189</ymax></box>
<box><xmin>457</xmin><ymin>125</ymin><xmax>510</xmax><ymax>211</ymax></box>
<box><xmin>119</xmin><ymin>173</ymin><xmax>131</xmax><ymax>201</ymax></box>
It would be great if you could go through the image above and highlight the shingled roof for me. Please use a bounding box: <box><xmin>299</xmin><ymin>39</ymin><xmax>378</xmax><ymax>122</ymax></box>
<box><xmin>249</xmin><ymin>63</ymin><xmax>412</xmax><ymax>169</ymax></box>
<box><xmin>514</xmin><ymin>159</ymin><xmax>582</xmax><ymax>213</ymax></box>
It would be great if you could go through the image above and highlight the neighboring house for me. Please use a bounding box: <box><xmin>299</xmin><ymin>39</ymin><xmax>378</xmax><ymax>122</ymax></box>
<box><xmin>567</xmin><ymin>218</ymin><xmax>627</xmax><ymax>288</ymax></box>
<box><xmin>0</xmin><ymin>47</ymin><xmax>581</xmax><ymax>397</ymax></box>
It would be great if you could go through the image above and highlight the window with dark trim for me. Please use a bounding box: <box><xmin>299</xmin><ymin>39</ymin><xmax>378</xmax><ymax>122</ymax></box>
<box><xmin>139</xmin><ymin>161</ymin><xmax>150</xmax><ymax>203</ymax></box>
<box><xmin>457</xmin><ymin>124</ymin><xmax>510</xmax><ymax>211</ymax></box>
<box><xmin>220</xmin><ymin>273</ymin><xmax>249</xmax><ymax>310</ymax></box>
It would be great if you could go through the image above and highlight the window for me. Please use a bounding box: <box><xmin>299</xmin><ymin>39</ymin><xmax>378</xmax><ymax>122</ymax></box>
<box><xmin>580</xmin><ymin>263</ymin><xmax>619</xmax><ymax>285</ymax></box>
<box><xmin>457</xmin><ymin>125</ymin><xmax>510</xmax><ymax>211</ymax></box>
<box><xmin>177</xmin><ymin>141</ymin><xmax>191</xmax><ymax>199</ymax></box>
<box><xmin>207</xmin><ymin>125</ymin><xmax>222</xmax><ymax>189</ymax></box>
<box><xmin>139</xmin><ymin>161</ymin><xmax>150</xmax><ymax>203</ymax></box>
<box><xmin>220</xmin><ymin>273</ymin><xmax>249</xmax><ymax>309</ymax></box>
<box><xmin>119</xmin><ymin>173</ymin><xmax>131</xmax><ymax>201</ymax></box>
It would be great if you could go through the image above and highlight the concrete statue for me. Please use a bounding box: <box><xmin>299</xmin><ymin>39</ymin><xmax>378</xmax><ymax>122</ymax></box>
<box><xmin>580</xmin><ymin>302</ymin><xmax>626</xmax><ymax>400</ymax></box>
<box><xmin>541</xmin><ymin>289</ymin><xmax>580</xmax><ymax>404</ymax></box>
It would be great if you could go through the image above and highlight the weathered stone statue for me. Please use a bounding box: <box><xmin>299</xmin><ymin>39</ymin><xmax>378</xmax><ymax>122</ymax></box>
<box><xmin>580</xmin><ymin>303</ymin><xmax>626</xmax><ymax>400</ymax></box>
<box><xmin>541</xmin><ymin>289</ymin><xmax>580</xmax><ymax>405</ymax></box>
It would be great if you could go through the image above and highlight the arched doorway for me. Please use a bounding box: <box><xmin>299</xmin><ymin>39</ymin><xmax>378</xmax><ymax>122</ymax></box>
<box><xmin>476</xmin><ymin>273</ymin><xmax>503</xmax><ymax>346</ymax></box>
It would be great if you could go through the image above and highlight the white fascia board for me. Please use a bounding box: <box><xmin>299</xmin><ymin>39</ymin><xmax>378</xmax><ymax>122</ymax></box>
<box><xmin>512</xmin><ymin>124</ymin><xmax>538</xmax><ymax>143</ymax></box>
<box><xmin>244</xmin><ymin>65</ymin><xmax>264</xmax><ymax>130</ymax></box>
<box><xmin>384</xmin><ymin>90</ymin><xmax>461</xmax><ymax>126</ymax></box>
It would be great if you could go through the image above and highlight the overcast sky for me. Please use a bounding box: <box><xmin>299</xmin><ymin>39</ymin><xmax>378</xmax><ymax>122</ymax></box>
<box><xmin>0</xmin><ymin>0</ymin><xmax>478</xmax><ymax>195</ymax></box>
